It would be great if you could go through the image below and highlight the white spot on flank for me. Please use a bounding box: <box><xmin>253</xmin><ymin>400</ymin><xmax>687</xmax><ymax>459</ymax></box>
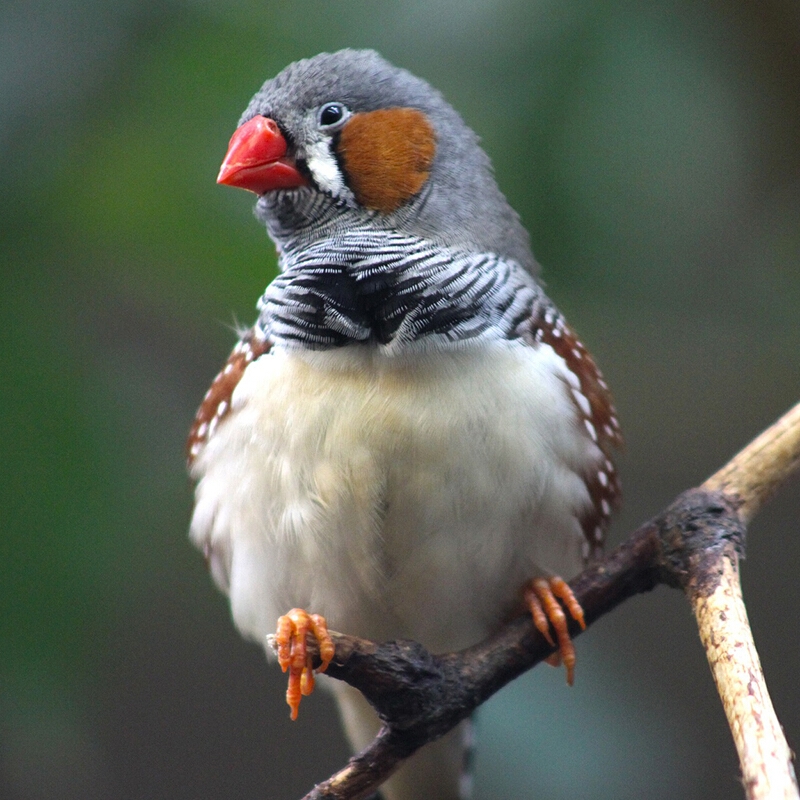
<box><xmin>594</xmin><ymin>526</ymin><xmax>603</xmax><ymax>542</ymax></box>
<box><xmin>598</xmin><ymin>470</ymin><xmax>608</xmax><ymax>487</ymax></box>
<box><xmin>584</xmin><ymin>419</ymin><xmax>598</xmax><ymax>442</ymax></box>
<box><xmin>601</xmin><ymin>498</ymin><xmax>611</xmax><ymax>516</ymax></box>
<box><xmin>224</xmin><ymin>363</ymin><xmax>234</xmax><ymax>375</ymax></box>
<box><xmin>571</xmin><ymin>348</ymin><xmax>582</xmax><ymax>360</ymax></box>
<box><xmin>197</xmin><ymin>422</ymin><xmax>208</xmax><ymax>438</ymax></box>
<box><xmin>582</xmin><ymin>540</ymin><xmax>591</xmax><ymax>560</ymax></box>
<box><xmin>571</xmin><ymin>388</ymin><xmax>591</xmax><ymax>416</ymax></box>
<box><xmin>217</xmin><ymin>400</ymin><xmax>228</xmax><ymax>417</ymax></box>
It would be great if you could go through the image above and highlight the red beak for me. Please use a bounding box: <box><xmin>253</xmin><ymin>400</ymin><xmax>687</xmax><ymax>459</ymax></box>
<box><xmin>217</xmin><ymin>116</ymin><xmax>308</xmax><ymax>194</ymax></box>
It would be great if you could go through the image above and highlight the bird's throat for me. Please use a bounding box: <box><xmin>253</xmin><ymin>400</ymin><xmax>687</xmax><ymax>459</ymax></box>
<box><xmin>256</xmin><ymin>230</ymin><xmax>538</xmax><ymax>351</ymax></box>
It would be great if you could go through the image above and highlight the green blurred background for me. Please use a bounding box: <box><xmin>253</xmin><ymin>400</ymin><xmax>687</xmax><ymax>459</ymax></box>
<box><xmin>2</xmin><ymin>1</ymin><xmax>799</xmax><ymax>798</ymax></box>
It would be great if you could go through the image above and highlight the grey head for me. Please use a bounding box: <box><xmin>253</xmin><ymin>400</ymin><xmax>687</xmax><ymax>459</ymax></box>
<box><xmin>237</xmin><ymin>49</ymin><xmax>537</xmax><ymax>274</ymax></box>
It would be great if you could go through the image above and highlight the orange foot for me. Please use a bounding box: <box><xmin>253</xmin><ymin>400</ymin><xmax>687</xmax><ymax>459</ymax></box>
<box><xmin>275</xmin><ymin>608</ymin><xmax>335</xmax><ymax>720</ymax></box>
<box><xmin>523</xmin><ymin>577</ymin><xmax>586</xmax><ymax>686</ymax></box>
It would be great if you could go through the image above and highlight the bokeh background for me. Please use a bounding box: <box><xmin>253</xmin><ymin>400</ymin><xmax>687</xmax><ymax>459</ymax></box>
<box><xmin>2</xmin><ymin>1</ymin><xmax>799</xmax><ymax>798</ymax></box>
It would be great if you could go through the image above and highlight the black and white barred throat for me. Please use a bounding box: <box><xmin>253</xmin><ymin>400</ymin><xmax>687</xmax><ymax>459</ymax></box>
<box><xmin>255</xmin><ymin>226</ymin><xmax>540</xmax><ymax>351</ymax></box>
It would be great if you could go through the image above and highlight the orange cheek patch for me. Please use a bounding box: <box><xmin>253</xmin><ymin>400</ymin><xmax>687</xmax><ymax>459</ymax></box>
<box><xmin>337</xmin><ymin>107</ymin><xmax>436</xmax><ymax>214</ymax></box>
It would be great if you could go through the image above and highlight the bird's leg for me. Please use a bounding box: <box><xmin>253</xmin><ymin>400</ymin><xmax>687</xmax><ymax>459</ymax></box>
<box><xmin>523</xmin><ymin>577</ymin><xmax>586</xmax><ymax>686</ymax></box>
<box><xmin>275</xmin><ymin>608</ymin><xmax>335</xmax><ymax>720</ymax></box>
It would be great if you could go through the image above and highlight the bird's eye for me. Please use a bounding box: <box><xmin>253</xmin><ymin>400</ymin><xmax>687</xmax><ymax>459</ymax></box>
<box><xmin>318</xmin><ymin>102</ymin><xmax>349</xmax><ymax>128</ymax></box>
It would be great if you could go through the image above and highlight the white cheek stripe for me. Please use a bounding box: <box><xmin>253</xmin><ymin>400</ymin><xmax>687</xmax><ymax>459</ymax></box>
<box><xmin>306</xmin><ymin>140</ymin><xmax>356</xmax><ymax>205</ymax></box>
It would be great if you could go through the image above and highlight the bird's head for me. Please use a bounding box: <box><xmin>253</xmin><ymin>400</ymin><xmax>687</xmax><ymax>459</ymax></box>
<box><xmin>218</xmin><ymin>49</ymin><xmax>534</xmax><ymax>272</ymax></box>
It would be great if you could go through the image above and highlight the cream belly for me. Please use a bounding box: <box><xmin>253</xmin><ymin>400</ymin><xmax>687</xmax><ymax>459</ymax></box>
<box><xmin>190</xmin><ymin>339</ymin><xmax>599</xmax><ymax>655</ymax></box>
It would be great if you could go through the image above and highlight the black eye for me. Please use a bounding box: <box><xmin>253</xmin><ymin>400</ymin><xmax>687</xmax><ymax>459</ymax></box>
<box><xmin>318</xmin><ymin>102</ymin><xmax>348</xmax><ymax>128</ymax></box>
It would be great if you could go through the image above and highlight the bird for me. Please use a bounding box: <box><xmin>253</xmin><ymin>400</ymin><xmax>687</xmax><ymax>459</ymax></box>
<box><xmin>187</xmin><ymin>49</ymin><xmax>621</xmax><ymax>800</ymax></box>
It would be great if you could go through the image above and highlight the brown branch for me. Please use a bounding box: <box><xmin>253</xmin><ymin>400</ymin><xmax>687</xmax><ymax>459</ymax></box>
<box><xmin>704</xmin><ymin>401</ymin><xmax>800</xmax><ymax>524</ymax></box>
<box><xmin>690</xmin><ymin>402</ymin><xmax>800</xmax><ymax>800</ymax></box>
<box><xmin>272</xmin><ymin>401</ymin><xmax>800</xmax><ymax>800</ymax></box>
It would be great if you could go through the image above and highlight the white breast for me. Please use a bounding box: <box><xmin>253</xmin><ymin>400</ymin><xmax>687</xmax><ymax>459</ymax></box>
<box><xmin>189</xmin><ymin>339</ymin><xmax>601</xmax><ymax>655</ymax></box>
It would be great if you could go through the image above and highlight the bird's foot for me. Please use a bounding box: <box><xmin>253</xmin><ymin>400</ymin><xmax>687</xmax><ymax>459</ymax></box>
<box><xmin>523</xmin><ymin>577</ymin><xmax>586</xmax><ymax>686</ymax></box>
<box><xmin>275</xmin><ymin>608</ymin><xmax>335</xmax><ymax>720</ymax></box>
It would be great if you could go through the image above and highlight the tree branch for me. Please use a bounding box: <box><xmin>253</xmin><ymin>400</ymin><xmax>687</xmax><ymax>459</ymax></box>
<box><xmin>270</xmin><ymin>401</ymin><xmax>800</xmax><ymax>800</ymax></box>
<box><xmin>704</xmin><ymin>401</ymin><xmax>800</xmax><ymax>524</ymax></box>
<box><xmin>689</xmin><ymin>403</ymin><xmax>800</xmax><ymax>800</ymax></box>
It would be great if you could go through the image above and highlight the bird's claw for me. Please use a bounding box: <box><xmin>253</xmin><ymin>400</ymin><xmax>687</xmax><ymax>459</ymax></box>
<box><xmin>274</xmin><ymin>608</ymin><xmax>335</xmax><ymax>720</ymax></box>
<box><xmin>524</xmin><ymin>576</ymin><xmax>586</xmax><ymax>686</ymax></box>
